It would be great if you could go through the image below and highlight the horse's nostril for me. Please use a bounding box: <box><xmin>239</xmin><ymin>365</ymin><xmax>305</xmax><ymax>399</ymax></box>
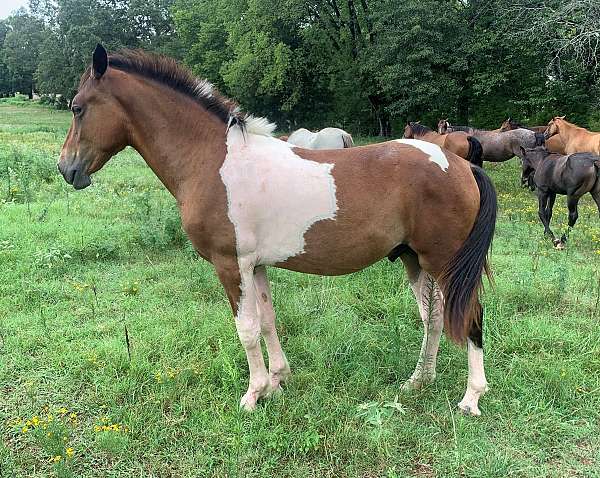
<box><xmin>66</xmin><ymin>168</ymin><xmax>76</xmax><ymax>184</ymax></box>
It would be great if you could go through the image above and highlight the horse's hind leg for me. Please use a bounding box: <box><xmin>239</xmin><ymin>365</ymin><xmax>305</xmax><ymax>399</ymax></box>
<box><xmin>399</xmin><ymin>252</ymin><xmax>444</xmax><ymax>391</ymax></box>
<box><xmin>253</xmin><ymin>266</ymin><xmax>291</xmax><ymax>390</ymax></box>
<box><xmin>457</xmin><ymin>307</ymin><xmax>488</xmax><ymax>416</ymax></box>
<box><xmin>561</xmin><ymin>195</ymin><xmax>580</xmax><ymax>243</ymax></box>
<box><xmin>591</xmin><ymin>187</ymin><xmax>600</xmax><ymax>217</ymax></box>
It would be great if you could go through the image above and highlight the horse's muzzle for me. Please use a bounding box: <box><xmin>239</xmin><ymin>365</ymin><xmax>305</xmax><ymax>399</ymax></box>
<box><xmin>58</xmin><ymin>162</ymin><xmax>92</xmax><ymax>190</ymax></box>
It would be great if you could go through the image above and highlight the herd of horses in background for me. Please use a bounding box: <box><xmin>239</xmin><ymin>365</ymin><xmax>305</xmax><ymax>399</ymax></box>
<box><xmin>282</xmin><ymin>117</ymin><xmax>600</xmax><ymax>250</ymax></box>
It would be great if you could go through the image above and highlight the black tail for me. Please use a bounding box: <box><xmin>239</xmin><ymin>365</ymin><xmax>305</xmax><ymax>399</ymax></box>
<box><xmin>466</xmin><ymin>136</ymin><xmax>483</xmax><ymax>167</ymax></box>
<box><xmin>439</xmin><ymin>165</ymin><xmax>497</xmax><ymax>344</ymax></box>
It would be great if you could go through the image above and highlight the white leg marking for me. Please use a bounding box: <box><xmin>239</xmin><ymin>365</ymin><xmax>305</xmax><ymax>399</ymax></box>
<box><xmin>458</xmin><ymin>339</ymin><xmax>488</xmax><ymax>416</ymax></box>
<box><xmin>236</xmin><ymin>259</ymin><xmax>272</xmax><ymax>411</ymax></box>
<box><xmin>253</xmin><ymin>266</ymin><xmax>291</xmax><ymax>390</ymax></box>
<box><xmin>402</xmin><ymin>272</ymin><xmax>444</xmax><ymax>391</ymax></box>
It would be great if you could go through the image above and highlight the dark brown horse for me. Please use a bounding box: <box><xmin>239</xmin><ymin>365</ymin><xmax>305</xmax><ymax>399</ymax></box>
<box><xmin>58</xmin><ymin>45</ymin><xmax>497</xmax><ymax>416</ymax></box>
<box><xmin>500</xmin><ymin>118</ymin><xmax>565</xmax><ymax>154</ymax></box>
<box><xmin>403</xmin><ymin>122</ymin><xmax>483</xmax><ymax>167</ymax></box>
<box><xmin>521</xmin><ymin>145</ymin><xmax>600</xmax><ymax>248</ymax></box>
<box><xmin>437</xmin><ymin>119</ymin><xmax>538</xmax><ymax>163</ymax></box>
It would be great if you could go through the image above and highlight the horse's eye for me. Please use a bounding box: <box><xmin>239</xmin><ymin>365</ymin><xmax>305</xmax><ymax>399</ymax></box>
<box><xmin>72</xmin><ymin>105</ymin><xmax>83</xmax><ymax>116</ymax></box>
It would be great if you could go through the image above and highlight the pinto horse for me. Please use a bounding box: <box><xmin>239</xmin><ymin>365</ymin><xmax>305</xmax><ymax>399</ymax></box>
<box><xmin>545</xmin><ymin>116</ymin><xmax>600</xmax><ymax>156</ymax></box>
<box><xmin>286</xmin><ymin>127</ymin><xmax>354</xmax><ymax>149</ymax></box>
<box><xmin>58</xmin><ymin>45</ymin><xmax>497</xmax><ymax>416</ymax></box>
<box><xmin>500</xmin><ymin>118</ymin><xmax>566</xmax><ymax>154</ymax></box>
<box><xmin>403</xmin><ymin>122</ymin><xmax>483</xmax><ymax>166</ymax></box>
<box><xmin>437</xmin><ymin>119</ymin><xmax>538</xmax><ymax>163</ymax></box>
<box><xmin>521</xmin><ymin>145</ymin><xmax>600</xmax><ymax>248</ymax></box>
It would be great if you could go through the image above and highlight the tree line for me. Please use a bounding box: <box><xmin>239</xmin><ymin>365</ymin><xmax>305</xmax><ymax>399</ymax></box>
<box><xmin>0</xmin><ymin>0</ymin><xmax>598</xmax><ymax>135</ymax></box>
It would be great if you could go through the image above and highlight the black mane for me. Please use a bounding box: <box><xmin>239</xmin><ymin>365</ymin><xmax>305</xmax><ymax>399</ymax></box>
<box><xmin>408</xmin><ymin>122</ymin><xmax>434</xmax><ymax>136</ymax></box>
<box><xmin>80</xmin><ymin>49</ymin><xmax>244</xmax><ymax>126</ymax></box>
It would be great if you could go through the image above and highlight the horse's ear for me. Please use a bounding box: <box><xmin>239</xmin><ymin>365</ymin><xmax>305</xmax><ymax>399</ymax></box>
<box><xmin>92</xmin><ymin>44</ymin><xmax>108</xmax><ymax>79</ymax></box>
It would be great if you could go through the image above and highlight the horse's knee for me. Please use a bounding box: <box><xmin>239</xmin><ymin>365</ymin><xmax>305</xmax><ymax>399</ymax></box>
<box><xmin>236</xmin><ymin>315</ymin><xmax>261</xmax><ymax>349</ymax></box>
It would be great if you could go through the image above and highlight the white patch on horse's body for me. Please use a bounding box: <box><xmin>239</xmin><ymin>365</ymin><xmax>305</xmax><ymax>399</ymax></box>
<box><xmin>220</xmin><ymin>125</ymin><xmax>338</xmax><ymax>267</ymax></box>
<box><xmin>395</xmin><ymin>139</ymin><xmax>449</xmax><ymax>172</ymax></box>
<box><xmin>288</xmin><ymin>127</ymin><xmax>353</xmax><ymax>149</ymax></box>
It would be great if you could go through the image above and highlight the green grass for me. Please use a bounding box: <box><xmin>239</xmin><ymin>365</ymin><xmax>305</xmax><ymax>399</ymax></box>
<box><xmin>1</xmin><ymin>103</ymin><xmax>600</xmax><ymax>478</ymax></box>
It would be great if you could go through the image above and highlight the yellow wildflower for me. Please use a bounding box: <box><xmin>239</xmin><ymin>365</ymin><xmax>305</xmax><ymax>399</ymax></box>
<box><xmin>59</xmin><ymin>407</ymin><xmax>67</xmax><ymax>415</ymax></box>
<box><xmin>50</xmin><ymin>455</ymin><xmax>62</xmax><ymax>463</ymax></box>
<box><xmin>21</xmin><ymin>426</ymin><xmax>29</xmax><ymax>433</ymax></box>
<box><xmin>66</xmin><ymin>448</ymin><xmax>74</xmax><ymax>458</ymax></box>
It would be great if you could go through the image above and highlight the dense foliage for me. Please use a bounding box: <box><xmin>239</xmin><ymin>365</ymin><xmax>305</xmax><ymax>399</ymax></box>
<box><xmin>0</xmin><ymin>0</ymin><xmax>598</xmax><ymax>134</ymax></box>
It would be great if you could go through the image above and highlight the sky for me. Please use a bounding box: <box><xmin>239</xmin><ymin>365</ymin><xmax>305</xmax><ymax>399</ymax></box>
<box><xmin>0</xmin><ymin>0</ymin><xmax>29</xmax><ymax>20</ymax></box>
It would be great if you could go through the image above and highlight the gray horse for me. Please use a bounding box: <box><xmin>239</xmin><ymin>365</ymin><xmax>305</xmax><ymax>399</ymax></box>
<box><xmin>438</xmin><ymin>120</ymin><xmax>539</xmax><ymax>163</ymax></box>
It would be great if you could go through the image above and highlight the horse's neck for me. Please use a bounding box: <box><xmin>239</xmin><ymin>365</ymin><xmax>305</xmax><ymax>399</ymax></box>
<box><xmin>416</xmin><ymin>131</ymin><xmax>439</xmax><ymax>142</ymax></box>
<box><xmin>122</xmin><ymin>79</ymin><xmax>227</xmax><ymax>200</ymax></box>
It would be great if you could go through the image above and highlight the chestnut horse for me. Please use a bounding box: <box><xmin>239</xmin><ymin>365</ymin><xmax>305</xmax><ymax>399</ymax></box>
<box><xmin>500</xmin><ymin>118</ymin><xmax>566</xmax><ymax>154</ymax></box>
<box><xmin>437</xmin><ymin>119</ymin><xmax>538</xmax><ymax>163</ymax></box>
<box><xmin>58</xmin><ymin>45</ymin><xmax>497</xmax><ymax>416</ymax></box>
<box><xmin>403</xmin><ymin>122</ymin><xmax>483</xmax><ymax>166</ymax></box>
<box><xmin>545</xmin><ymin>117</ymin><xmax>600</xmax><ymax>156</ymax></box>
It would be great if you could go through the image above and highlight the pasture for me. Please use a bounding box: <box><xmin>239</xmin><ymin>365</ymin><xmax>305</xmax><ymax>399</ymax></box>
<box><xmin>1</xmin><ymin>102</ymin><xmax>600</xmax><ymax>477</ymax></box>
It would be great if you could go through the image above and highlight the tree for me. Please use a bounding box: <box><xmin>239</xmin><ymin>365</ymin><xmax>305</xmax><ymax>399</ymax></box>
<box><xmin>2</xmin><ymin>10</ymin><xmax>46</xmax><ymax>98</ymax></box>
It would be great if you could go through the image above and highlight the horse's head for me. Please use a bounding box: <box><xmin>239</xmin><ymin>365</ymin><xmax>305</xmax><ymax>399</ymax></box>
<box><xmin>499</xmin><ymin>117</ymin><xmax>520</xmax><ymax>132</ymax></box>
<box><xmin>544</xmin><ymin>116</ymin><xmax>565</xmax><ymax>140</ymax></box>
<box><xmin>519</xmin><ymin>145</ymin><xmax>548</xmax><ymax>190</ymax></box>
<box><xmin>437</xmin><ymin>119</ymin><xmax>449</xmax><ymax>134</ymax></box>
<box><xmin>58</xmin><ymin>44</ymin><xmax>129</xmax><ymax>189</ymax></box>
<box><xmin>403</xmin><ymin>123</ymin><xmax>415</xmax><ymax>138</ymax></box>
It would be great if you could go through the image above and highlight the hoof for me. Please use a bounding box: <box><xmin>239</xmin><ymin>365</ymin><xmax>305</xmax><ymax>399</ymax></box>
<box><xmin>457</xmin><ymin>400</ymin><xmax>481</xmax><ymax>417</ymax></box>
<box><xmin>401</xmin><ymin>374</ymin><xmax>435</xmax><ymax>392</ymax></box>
<box><xmin>240</xmin><ymin>392</ymin><xmax>258</xmax><ymax>412</ymax></box>
<box><xmin>240</xmin><ymin>381</ymin><xmax>282</xmax><ymax>411</ymax></box>
<box><xmin>553</xmin><ymin>240</ymin><xmax>565</xmax><ymax>250</ymax></box>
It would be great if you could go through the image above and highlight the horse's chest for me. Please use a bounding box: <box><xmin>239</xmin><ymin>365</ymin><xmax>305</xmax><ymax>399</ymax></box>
<box><xmin>219</xmin><ymin>134</ymin><xmax>338</xmax><ymax>265</ymax></box>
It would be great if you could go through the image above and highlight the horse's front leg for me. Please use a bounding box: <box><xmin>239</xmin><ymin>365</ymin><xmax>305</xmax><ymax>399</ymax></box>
<box><xmin>253</xmin><ymin>266</ymin><xmax>291</xmax><ymax>390</ymax></box>
<box><xmin>214</xmin><ymin>256</ymin><xmax>273</xmax><ymax>411</ymax></box>
<box><xmin>538</xmin><ymin>192</ymin><xmax>559</xmax><ymax>246</ymax></box>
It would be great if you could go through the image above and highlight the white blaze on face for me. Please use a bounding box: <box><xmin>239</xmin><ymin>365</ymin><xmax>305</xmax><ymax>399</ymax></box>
<box><xmin>220</xmin><ymin>127</ymin><xmax>338</xmax><ymax>267</ymax></box>
<box><xmin>395</xmin><ymin>139</ymin><xmax>449</xmax><ymax>172</ymax></box>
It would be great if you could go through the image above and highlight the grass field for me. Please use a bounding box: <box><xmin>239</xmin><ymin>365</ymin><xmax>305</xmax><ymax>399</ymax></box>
<box><xmin>1</xmin><ymin>101</ymin><xmax>600</xmax><ymax>478</ymax></box>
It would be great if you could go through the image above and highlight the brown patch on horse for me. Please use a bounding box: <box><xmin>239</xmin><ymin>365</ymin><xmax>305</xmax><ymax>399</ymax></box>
<box><xmin>278</xmin><ymin>135</ymin><xmax>289</xmax><ymax>141</ymax></box>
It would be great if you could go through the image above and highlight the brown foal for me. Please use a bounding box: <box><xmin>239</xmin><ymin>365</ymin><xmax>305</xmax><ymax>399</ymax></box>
<box><xmin>58</xmin><ymin>45</ymin><xmax>497</xmax><ymax>416</ymax></box>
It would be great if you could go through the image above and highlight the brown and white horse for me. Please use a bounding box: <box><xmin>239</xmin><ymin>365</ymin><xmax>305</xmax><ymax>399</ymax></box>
<box><xmin>545</xmin><ymin>116</ymin><xmax>600</xmax><ymax>156</ymax></box>
<box><xmin>58</xmin><ymin>45</ymin><xmax>497</xmax><ymax>416</ymax></box>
